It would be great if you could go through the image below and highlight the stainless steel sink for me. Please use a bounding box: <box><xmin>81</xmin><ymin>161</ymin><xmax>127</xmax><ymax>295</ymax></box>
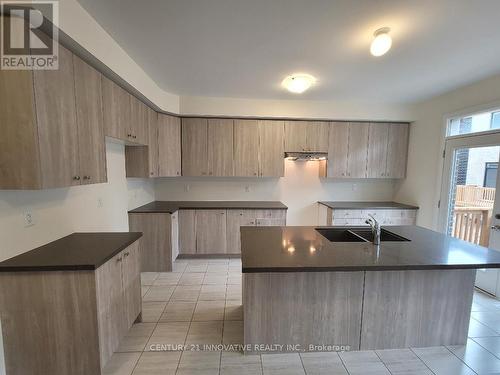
<box><xmin>314</xmin><ymin>228</ymin><xmax>367</xmax><ymax>242</ymax></box>
<box><xmin>315</xmin><ymin>227</ymin><xmax>410</xmax><ymax>243</ymax></box>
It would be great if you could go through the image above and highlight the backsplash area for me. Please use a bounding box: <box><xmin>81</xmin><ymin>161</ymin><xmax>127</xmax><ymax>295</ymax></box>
<box><xmin>155</xmin><ymin>160</ymin><xmax>396</xmax><ymax>225</ymax></box>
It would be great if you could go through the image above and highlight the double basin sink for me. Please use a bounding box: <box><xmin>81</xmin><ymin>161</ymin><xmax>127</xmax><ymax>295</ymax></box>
<box><xmin>315</xmin><ymin>227</ymin><xmax>410</xmax><ymax>243</ymax></box>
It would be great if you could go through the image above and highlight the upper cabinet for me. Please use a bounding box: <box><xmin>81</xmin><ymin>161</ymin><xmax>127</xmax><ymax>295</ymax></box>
<box><xmin>347</xmin><ymin>122</ymin><xmax>370</xmax><ymax>178</ymax></box>
<box><xmin>101</xmin><ymin>76</ymin><xmax>129</xmax><ymax>141</ymax></box>
<box><xmin>326</xmin><ymin>122</ymin><xmax>409</xmax><ymax>179</ymax></box>
<box><xmin>208</xmin><ymin>119</ymin><xmax>234</xmax><ymax>176</ymax></box>
<box><xmin>327</xmin><ymin>122</ymin><xmax>350</xmax><ymax>178</ymax></box>
<box><xmin>158</xmin><ymin>114</ymin><xmax>181</xmax><ymax>177</ymax></box>
<box><xmin>182</xmin><ymin>118</ymin><xmax>209</xmax><ymax>176</ymax></box>
<box><xmin>129</xmin><ymin>95</ymin><xmax>148</xmax><ymax>145</ymax></box>
<box><xmin>102</xmin><ymin>76</ymin><xmax>147</xmax><ymax>145</ymax></box>
<box><xmin>386</xmin><ymin>123</ymin><xmax>409</xmax><ymax>178</ymax></box>
<box><xmin>234</xmin><ymin>120</ymin><xmax>260</xmax><ymax>177</ymax></box>
<box><xmin>0</xmin><ymin>45</ymin><xmax>107</xmax><ymax>189</ymax></box>
<box><xmin>285</xmin><ymin>121</ymin><xmax>329</xmax><ymax>152</ymax></box>
<box><xmin>259</xmin><ymin>120</ymin><xmax>285</xmax><ymax>177</ymax></box>
<box><xmin>73</xmin><ymin>54</ymin><xmax>107</xmax><ymax>184</ymax></box>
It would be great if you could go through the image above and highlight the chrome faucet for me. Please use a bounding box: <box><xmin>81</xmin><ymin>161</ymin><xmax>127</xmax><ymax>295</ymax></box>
<box><xmin>365</xmin><ymin>214</ymin><xmax>381</xmax><ymax>245</ymax></box>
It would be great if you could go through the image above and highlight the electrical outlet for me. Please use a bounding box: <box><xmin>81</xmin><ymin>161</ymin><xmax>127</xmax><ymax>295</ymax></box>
<box><xmin>184</xmin><ymin>184</ymin><xmax>190</xmax><ymax>192</ymax></box>
<box><xmin>245</xmin><ymin>185</ymin><xmax>250</xmax><ymax>193</ymax></box>
<box><xmin>23</xmin><ymin>209</ymin><xmax>35</xmax><ymax>227</ymax></box>
<box><xmin>352</xmin><ymin>183</ymin><xmax>358</xmax><ymax>192</ymax></box>
<box><xmin>97</xmin><ymin>198</ymin><xmax>104</xmax><ymax>208</ymax></box>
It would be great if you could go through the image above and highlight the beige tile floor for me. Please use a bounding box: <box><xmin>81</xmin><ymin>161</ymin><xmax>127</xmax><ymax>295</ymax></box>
<box><xmin>103</xmin><ymin>259</ymin><xmax>500</xmax><ymax>375</ymax></box>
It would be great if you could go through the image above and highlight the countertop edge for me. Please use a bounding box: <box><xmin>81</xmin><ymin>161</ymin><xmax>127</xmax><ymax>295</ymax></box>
<box><xmin>129</xmin><ymin>201</ymin><xmax>289</xmax><ymax>214</ymax></box>
<box><xmin>242</xmin><ymin>264</ymin><xmax>498</xmax><ymax>273</ymax></box>
<box><xmin>318</xmin><ymin>201</ymin><xmax>419</xmax><ymax>210</ymax></box>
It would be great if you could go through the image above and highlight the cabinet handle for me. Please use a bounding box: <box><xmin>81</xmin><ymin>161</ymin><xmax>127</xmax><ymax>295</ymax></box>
<box><xmin>341</xmin><ymin>172</ymin><xmax>345</xmax><ymax>176</ymax></box>
<box><xmin>83</xmin><ymin>175</ymin><xmax>91</xmax><ymax>180</ymax></box>
<box><xmin>133</xmin><ymin>135</ymin><xmax>137</xmax><ymax>139</ymax></box>
<box><xmin>116</xmin><ymin>257</ymin><xmax>122</xmax><ymax>262</ymax></box>
<box><xmin>176</xmin><ymin>171</ymin><xmax>180</xmax><ymax>175</ymax></box>
<box><xmin>124</xmin><ymin>252</ymin><xmax>130</xmax><ymax>257</ymax></box>
<box><xmin>127</xmin><ymin>133</ymin><xmax>132</xmax><ymax>138</ymax></box>
<box><xmin>209</xmin><ymin>172</ymin><xmax>213</xmax><ymax>175</ymax></box>
<box><xmin>73</xmin><ymin>176</ymin><xmax>81</xmax><ymax>181</ymax></box>
<box><xmin>253</xmin><ymin>172</ymin><xmax>257</xmax><ymax>176</ymax></box>
<box><xmin>150</xmin><ymin>172</ymin><xmax>154</xmax><ymax>176</ymax></box>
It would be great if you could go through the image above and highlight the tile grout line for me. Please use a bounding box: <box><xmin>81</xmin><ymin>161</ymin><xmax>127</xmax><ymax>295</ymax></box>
<box><xmin>372</xmin><ymin>349</ymin><xmax>399</xmax><ymax>375</ymax></box>
<box><xmin>337</xmin><ymin>352</ymin><xmax>352</xmax><ymax>375</ymax></box>
<box><xmin>444</xmin><ymin>345</ymin><xmax>480</xmax><ymax>375</ymax></box>
<box><xmin>407</xmin><ymin>347</ymin><xmax>438</xmax><ymax>375</ymax></box>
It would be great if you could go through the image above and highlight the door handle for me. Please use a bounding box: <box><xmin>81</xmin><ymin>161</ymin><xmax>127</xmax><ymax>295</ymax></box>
<box><xmin>491</xmin><ymin>225</ymin><xmax>500</xmax><ymax>231</ymax></box>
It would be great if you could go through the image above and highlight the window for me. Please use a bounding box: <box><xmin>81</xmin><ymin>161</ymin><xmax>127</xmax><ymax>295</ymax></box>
<box><xmin>484</xmin><ymin>162</ymin><xmax>498</xmax><ymax>188</ymax></box>
<box><xmin>492</xmin><ymin>112</ymin><xmax>500</xmax><ymax>130</ymax></box>
<box><xmin>447</xmin><ymin>108</ymin><xmax>500</xmax><ymax>137</ymax></box>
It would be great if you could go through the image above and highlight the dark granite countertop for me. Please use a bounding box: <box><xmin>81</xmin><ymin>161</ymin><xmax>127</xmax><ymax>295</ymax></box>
<box><xmin>0</xmin><ymin>232</ymin><xmax>142</xmax><ymax>272</ymax></box>
<box><xmin>129</xmin><ymin>201</ymin><xmax>288</xmax><ymax>214</ymax></box>
<box><xmin>318</xmin><ymin>201</ymin><xmax>419</xmax><ymax>210</ymax></box>
<box><xmin>241</xmin><ymin>225</ymin><xmax>500</xmax><ymax>272</ymax></box>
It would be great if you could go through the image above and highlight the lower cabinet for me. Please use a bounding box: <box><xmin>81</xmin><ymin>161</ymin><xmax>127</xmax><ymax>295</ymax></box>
<box><xmin>178</xmin><ymin>208</ymin><xmax>287</xmax><ymax>255</ymax></box>
<box><xmin>128</xmin><ymin>213</ymin><xmax>172</xmax><ymax>272</ymax></box>
<box><xmin>0</xmin><ymin>240</ymin><xmax>142</xmax><ymax>375</ymax></box>
<box><xmin>95</xmin><ymin>241</ymin><xmax>142</xmax><ymax>369</ymax></box>
<box><xmin>196</xmin><ymin>209</ymin><xmax>227</xmax><ymax>254</ymax></box>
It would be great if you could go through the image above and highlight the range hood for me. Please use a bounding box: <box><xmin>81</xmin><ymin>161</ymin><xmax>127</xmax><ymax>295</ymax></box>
<box><xmin>284</xmin><ymin>152</ymin><xmax>328</xmax><ymax>161</ymax></box>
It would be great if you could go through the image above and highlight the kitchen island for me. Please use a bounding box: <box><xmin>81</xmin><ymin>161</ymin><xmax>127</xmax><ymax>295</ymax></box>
<box><xmin>241</xmin><ymin>225</ymin><xmax>500</xmax><ymax>352</ymax></box>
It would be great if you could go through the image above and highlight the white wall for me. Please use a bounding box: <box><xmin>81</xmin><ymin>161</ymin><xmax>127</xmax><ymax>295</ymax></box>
<box><xmin>155</xmin><ymin>160</ymin><xmax>396</xmax><ymax>225</ymax></box>
<box><xmin>180</xmin><ymin>95</ymin><xmax>414</xmax><ymax>121</ymax></box>
<box><xmin>0</xmin><ymin>141</ymin><xmax>154</xmax><ymax>262</ymax></box>
<box><xmin>394</xmin><ymin>73</ymin><xmax>500</xmax><ymax>230</ymax></box>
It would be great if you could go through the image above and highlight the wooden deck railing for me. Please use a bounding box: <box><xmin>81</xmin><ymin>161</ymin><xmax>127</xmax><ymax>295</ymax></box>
<box><xmin>451</xmin><ymin>207</ymin><xmax>492</xmax><ymax>246</ymax></box>
<box><xmin>455</xmin><ymin>185</ymin><xmax>495</xmax><ymax>208</ymax></box>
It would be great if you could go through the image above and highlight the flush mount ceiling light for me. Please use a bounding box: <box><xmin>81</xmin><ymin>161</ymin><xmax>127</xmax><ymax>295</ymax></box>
<box><xmin>370</xmin><ymin>27</ymin><xmax>392</xmax><ymax>57</ymax></box>
<box><xmin>282</xmin><ymin>74</ymin><xmax>316</xmax><ymax>94</ymax></box>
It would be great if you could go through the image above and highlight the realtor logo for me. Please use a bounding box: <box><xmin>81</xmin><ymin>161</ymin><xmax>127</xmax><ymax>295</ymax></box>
<box><xmin>1</xmin><ymin>1</ymin><xmax>58</xmax><ymax>70</ymax></box>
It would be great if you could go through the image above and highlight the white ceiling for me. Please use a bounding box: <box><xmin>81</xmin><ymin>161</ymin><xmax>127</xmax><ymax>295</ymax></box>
<box><xmin>77</xmin><ymin>0</ymin><xmax>500</xmax><ymax>103</ymax></box>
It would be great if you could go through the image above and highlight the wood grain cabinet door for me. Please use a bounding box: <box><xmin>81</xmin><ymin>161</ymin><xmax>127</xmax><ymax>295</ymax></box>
<box><xmin>33</xmin><ymin>45</ymin><xmax>80</xmax><ymax>188</ymax></box>
<box><xmin>284</xmin><ymin>121</ymin><xmax>308</xmax><ymax>152</ymax></box>
<box><xmin>158</xmin><ymin>114</ymin><xmax>182</xmax><ymax>176</ymax></box>
<box><xmin>182</xmin><ymin>118</ymin><xmax>208</xmax><ymax>176</ymax></box>
<box><xmin>95</xmin><ymin>251</ymin><xmax>126</xmax><ymax>367</ymax></box>
<box><xmin>178</xmin><ymin>209</ymin><xmax>196</xmax><ymax>254</ymax></box>
<box><xmin>367</xmin><ymin>123</ymin><xmax>389</xmax><ymax>178</ymax></box>
<box><xmin>226</xmin><ymin>210</ymin><xmax>256</xmax><ymax>254</ymax></box>
<box><xmin>147</xmin><ymin>108</ymin><xmax>159</xmax><ymax>177</ymax></box>
<box><xmin>128</xmin><ymin>99</ymin><xmax>148</xmax><ymax>145</ymax></box>
<box><xmin>386</xmin><ymin>123</ymin><xmax>409</xmax><ymax>178</ymax></box>
<box><xmin>101</xmin><ymin>75</ymin><xmax>129</xmax><ymax>141</ymax></box>
<box><xmin>73</xmin><ymin>54</ymin><xmax>107</xmax><ymax>185</ymax></box>
<box><xmin>122</xmin><ymin>242</ymin><xmax>142</xmax><ymax>327</ymax></box>
<box><xmin>347</xmin><ymin>122</ymin><xmax>369</xmax><ymax>178</ymax></box>
<box><xmin>259</xmin><ymin>120</ymin><xmax>284</xmax><ymax>177</ymax></box>
<box><xmin>307</xmin><ymin>121</ymin><xmax>330</xmax><ymax>152</ymax></box>
<box><xmin>234</xmin><ymin>119</ymin><xmax>260</xmax><ymax>176</ymax></box>
<box><xmin>196</xmin><ymin>210</ymin><xmax>227</xmax><ymax>254</ymax></box>
<box><xmin>208</xmin><ymin>119</ymin><xmax>234</xmax><ymax>176</ymax></box>
<box><xmin>327</xmin><ymin>122</ymin><xmax>349</xmax><ymax>177</ymax></box>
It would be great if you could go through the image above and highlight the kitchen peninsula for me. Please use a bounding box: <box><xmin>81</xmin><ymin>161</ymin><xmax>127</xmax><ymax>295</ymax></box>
<box><xmin>241</xmin><ymin>225</ymin><xmax>500</xmax><ymax>352</ymax></box>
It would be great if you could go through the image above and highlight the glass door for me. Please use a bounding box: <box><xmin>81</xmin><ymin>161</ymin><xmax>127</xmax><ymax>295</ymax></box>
<box><xmin>440</xmin><ymin>132</ymin><xmax>500</xmax><ymax>295</ymax></box>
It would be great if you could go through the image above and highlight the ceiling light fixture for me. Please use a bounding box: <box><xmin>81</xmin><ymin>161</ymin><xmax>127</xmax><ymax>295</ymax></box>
<box><xmin>370</xmin><ymin>27</ymin><xmax>392</xmax><ymax>57</ymax></box>
<box><xmin>282</xmin><ymin>74</ymin><xmax>316</xmax><ymax>94</ymax></box>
